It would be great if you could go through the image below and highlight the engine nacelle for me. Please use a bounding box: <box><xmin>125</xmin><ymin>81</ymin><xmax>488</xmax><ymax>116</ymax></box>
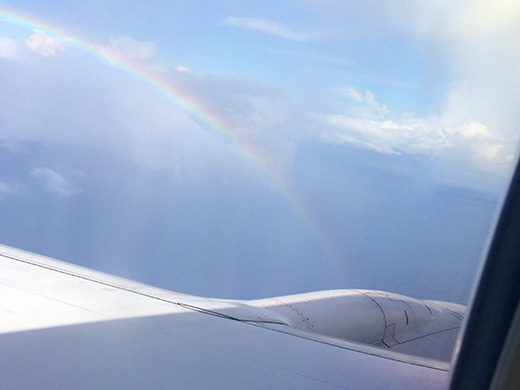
<box><xmin>247</xmin><ymin>289</ymin><xmax>464</xmax><ymax>361</ymax></box>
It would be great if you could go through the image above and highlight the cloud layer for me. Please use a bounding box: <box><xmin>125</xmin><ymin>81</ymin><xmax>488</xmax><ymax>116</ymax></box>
<box><xmin>1</xmin><ymin>0</ymin><xmax>518</xmax><ymax>196</ymax></box>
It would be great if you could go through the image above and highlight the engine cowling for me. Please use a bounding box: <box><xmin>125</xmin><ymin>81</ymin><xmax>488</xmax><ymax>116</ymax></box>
<box><xmin>247</xmin><ymin>289</ymin><xmax>464</xmax><ymax>362</ymax></box>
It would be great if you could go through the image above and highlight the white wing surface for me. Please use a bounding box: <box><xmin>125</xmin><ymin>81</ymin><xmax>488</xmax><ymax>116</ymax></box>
<box><xmin>0</xmin><ymin>244</ymin><xmax>450</xmax><ymax>389</ymax></box>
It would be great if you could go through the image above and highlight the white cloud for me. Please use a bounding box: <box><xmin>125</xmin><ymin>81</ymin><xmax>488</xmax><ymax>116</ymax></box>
<box><xmin>224</xmin><ymin>17</ymin><xmax>309</xmax><ymax>41</ymax></box>
<box><xmin>0</xmin><ymin>37</ymin><xmax>18</xmax><ymax>59</ymax></box>
<box><xmin>30</xmin><ymin>167</ymin><xmax>82</xmax><ymax>198</ymax></box>
<box><xmin>25</xmin><ymin>30</ymin><xmax>65</xmax><ymax>56</ymax></box>
<box><xmin>334</xmin><ymin>87</ymin><xmax>390</xmax><ymax>118</ymax></box>
<box><xmin>457</xmin><ymin>122</ymin><xmax>515</xmax><ymax>164</ymax></box>
<box><xmin>338</xmin><ymin>87</ymin><xmax>362</xmax><ymax>102</ymax></box>
<box><xmin>407</xmin><ymin>2</ymin><xmax>520</xmax><ymax>134</ymax></box>
<box><xmin>103</xmin><ymin>35</ymin><xmax>156</xmax><ymax>62</ymax></box>
<box><xmin>176</xmin><ymin>65</ymin><xmax>191</xmax><ymax>73</ymax></box>
<box><xmin>364</xmin><ymin>91</ymin><xmax>388</xmax><ymax>115</ymax></box>
<box><xmin>417</xmin><ymin>0</ymin><xmax>520</xmax><ymax>39</ymax></box>
<box><xmin>314</xmin><ymin>103</ymin><xmax>515</xmax><ymax>178</ymax></box>
<box><xmin>315</xmin><ymin>112</ymin><xmax>449</xmax><ymax>156</ymax></box>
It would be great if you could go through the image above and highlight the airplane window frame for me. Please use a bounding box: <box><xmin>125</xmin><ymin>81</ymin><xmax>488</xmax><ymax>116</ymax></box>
<box><xmin>449</xmin><ymin>158</ymin><xmax>520</xmax><ymax>389</ymax></box>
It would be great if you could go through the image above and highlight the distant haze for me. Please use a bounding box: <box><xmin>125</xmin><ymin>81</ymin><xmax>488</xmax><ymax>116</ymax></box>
<box><xmin>0</xmin><ymin>1</ymin><xmax>518</xmax><ymax>304</ymax></box>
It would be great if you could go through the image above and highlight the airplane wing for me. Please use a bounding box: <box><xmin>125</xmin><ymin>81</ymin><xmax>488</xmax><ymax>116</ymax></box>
<box><xmin>0</xmin><ymin>244</ymin><xmax>451</xmax><ymax>389</ymax></box>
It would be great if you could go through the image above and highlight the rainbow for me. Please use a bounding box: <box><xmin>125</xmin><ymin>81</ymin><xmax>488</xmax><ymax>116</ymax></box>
<box><xmin>0</xmin><ymin>6</ymin><xmax>340</xmax><ymax>266</ymax></box>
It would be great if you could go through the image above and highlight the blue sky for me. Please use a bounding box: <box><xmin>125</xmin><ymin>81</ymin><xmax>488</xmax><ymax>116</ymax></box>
<box><xmin>0</xmin><ymin>1</ymin><xmax>519</xmax><ymax>303</ymax></box>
